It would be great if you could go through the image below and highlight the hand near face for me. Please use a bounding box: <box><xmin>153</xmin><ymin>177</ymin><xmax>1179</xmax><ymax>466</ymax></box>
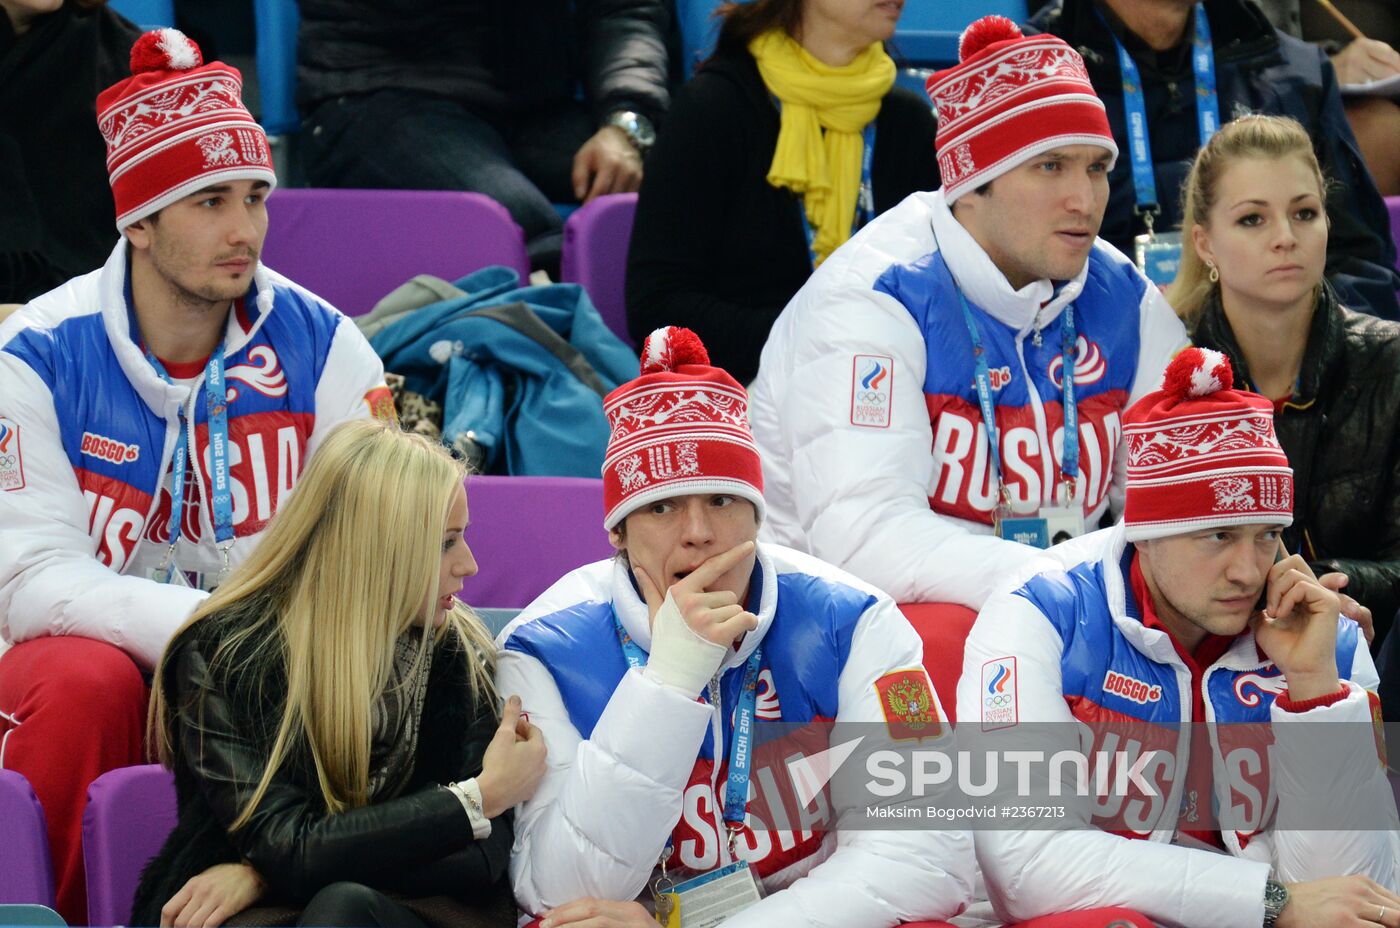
<box><xmin>633</xmin><ymin>541</ymin><xmax>759</xmax><ymax>649</ymax></box>
<box><xmin>539</xmin><ymin>898</ymin><xmax>654</xmax><ymax>928</ymax></box>
<box><xmin>1250</xmin><ymin>554</ymin><xmax>1342</xmax><ymax>702</ymax></box>
<box><xmin>160</xmin><ymin>862</ymin><xmax>264</xmax><ymax>928</ymax></box>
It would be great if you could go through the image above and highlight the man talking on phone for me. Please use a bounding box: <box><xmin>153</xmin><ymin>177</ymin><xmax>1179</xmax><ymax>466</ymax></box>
<box><xmin>960</xmin><ymin>347</ymin><xmax>1399</xmax><ymax>927</ymax></box>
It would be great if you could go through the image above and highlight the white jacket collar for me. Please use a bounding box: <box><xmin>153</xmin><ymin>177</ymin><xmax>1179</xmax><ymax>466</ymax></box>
<box><xmin>610</xmin><ymin>544</ymin><xmax>779</xmax><ymax>670</ymax></box>
<box><xmin>927</xmin><ymin>189</ymin><xmax>1088</xmax><ymax>339</ymax></box>
<box><xmin>98</xmin><ymin>238</ymin><xmax>279</xmax><ymax>418</ymax></box>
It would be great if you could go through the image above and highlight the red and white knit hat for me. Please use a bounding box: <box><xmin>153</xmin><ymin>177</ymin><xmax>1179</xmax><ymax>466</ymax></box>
<box><xmin>1123</xmin><ymin>348</ymin><xmax>1293</xmax><ymax>542</ymax></box>
<box><xmin>97</xmin><ymin>29</ymin><xmax>276</xmax><ymax>230</ymax></box>
<box><xmin>925</xmin><ymin>16</ymin><xmax>1117</xmax><ymax>204</ymax></box>
<box><xmin>602</xmin><ymin>327</ymin><xmax>765</xmax><ymax>530</ymax></box>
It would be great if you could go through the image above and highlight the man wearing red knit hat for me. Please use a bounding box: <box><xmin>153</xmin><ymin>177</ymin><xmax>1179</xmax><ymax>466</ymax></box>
<box><xmin>497</xmin><ymin>326</ymin><xmax>973</xmax><ymax>927</ymax></box>
<box><xmin>749</xmin><ymin>15</ymin><xmax>1190</xmax><ymax>611</ymax></box>
<box><xmin>958</xmin><ymin>347</ymin><xmax>1399</xmax><ymax>927</ymax></box>
<box><xmin>0</xmin><ymin>29</ymin><xmax>390</xmax><ymax>921</ymax></box>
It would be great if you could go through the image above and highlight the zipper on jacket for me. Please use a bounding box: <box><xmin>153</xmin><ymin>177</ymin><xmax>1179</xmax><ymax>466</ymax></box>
<box><xmin>1014</xmin><ymin>337</ymin><xmax>1056</xmax><ymax>509</ymax></box>
<box><xmin>707</xmin><ymin>671</ymin><xmax>731</xmax><ymax>865</ymax></box>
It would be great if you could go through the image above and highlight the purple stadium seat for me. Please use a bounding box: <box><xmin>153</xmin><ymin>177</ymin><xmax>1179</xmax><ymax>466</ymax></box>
<box><xmin>1387</xmin><ymin>196</ymin><xmax>1400</xmax><ymax>277</ymax></box>
<box><xmin>461</xmin><ymin>475</ymin><xmax>614</xmax><ymax>609</ymax></box>
<box><xmin>261</xmin><ymin>189</ymin><xmax>530</xmax><ymax>317</ymax></box>
<box><xmin>561</xmin><ymin>193</ymin><xmax>638</xmax><ymax>348</ymax></box>
<box><xmin>83</xmin><ymin>765</ymin><xmax>176</xmax><ymax>928</ymax></box>
<box><xmin>0</xmin><ymin>769</ymin><xmax>55</xmax><ymax>907</ymax></box>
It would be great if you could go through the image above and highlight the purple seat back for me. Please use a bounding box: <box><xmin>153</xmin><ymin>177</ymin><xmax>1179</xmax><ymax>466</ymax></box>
<box><xmin>561</xmin><ymin>193</ymin><xmax>638</xmax><ymax>348</ymax></box>
<box><xmin>0</xmin><ymin>769</ymin><xmax>54</xmax><ymax>907</ymax></box>
<box><xmin>261</xmin><ymin>189</ymin><xmax>530</xmax><ymax>316</ymax></box>
<box><xmin>1388</xmin><ymin>196</ymin><xmax>1400</xmax><ymax>278</ymax></box>
<box><xmin>461</xmin><ymin>476</ymin><xmax>614</xmax><ymax>609</ymax></box>
<box><xmin>83</xmin><ymin>765</ymin><xmax>177</xmax><ymax>927</ymax></box>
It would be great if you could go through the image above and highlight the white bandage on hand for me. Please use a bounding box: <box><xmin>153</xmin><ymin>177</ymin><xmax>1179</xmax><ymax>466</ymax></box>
<box><xmin>643</xmin><ymin>590</ymin><xmax>727</xmax><ymax>698</ymax></box>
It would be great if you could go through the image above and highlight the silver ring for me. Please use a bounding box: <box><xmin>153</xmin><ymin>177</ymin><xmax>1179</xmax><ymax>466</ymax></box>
<box><xmin>1380</xmin><ymin>906</ymin><xmax>1388</xmax><ymax>923</ymax></box>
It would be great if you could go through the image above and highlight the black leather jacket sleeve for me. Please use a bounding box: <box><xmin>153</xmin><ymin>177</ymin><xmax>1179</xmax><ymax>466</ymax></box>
<box><xmin>171</xmin><ymin>641</ymin><xmax>494</xmax><ymax>903</ymax></box>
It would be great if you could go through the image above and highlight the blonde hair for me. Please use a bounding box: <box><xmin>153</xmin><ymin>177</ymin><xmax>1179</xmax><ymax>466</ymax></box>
<box><xmin>1166</xmin><ymin>114</ymin><xmax>1327</xmax><ymax>323</ymax></box>
<box><xmin>150</xmin><ymin>419</ymin><xmax>497</xmax><ymax>827</ymax></box>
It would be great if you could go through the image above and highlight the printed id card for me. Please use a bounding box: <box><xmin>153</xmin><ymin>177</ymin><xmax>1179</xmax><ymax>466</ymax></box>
<box><xmin>1134</xmin><ymin>230</ymin><xmax>1184</xmax><ymax>289</ymax></box>
<box><xmin>666</xmin><ymin>861</ymin><xmax>763</xmax><ymax>928</ymax></box>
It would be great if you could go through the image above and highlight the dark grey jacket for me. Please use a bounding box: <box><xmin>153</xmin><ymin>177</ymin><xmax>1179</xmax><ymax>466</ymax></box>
<box><xmin>297</xmin><ymin>0</ymin><xmax>670</xmax><ymax>125</ymax></box>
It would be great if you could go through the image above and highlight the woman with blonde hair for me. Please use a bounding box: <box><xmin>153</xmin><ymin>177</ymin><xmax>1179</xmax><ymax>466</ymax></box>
<box><xmin>130</xmin><ymin>419</ymin><xmax>546</xmax><ymax>927</ymax></box>
<box><xmin>1168</xmin><ymin>113</ymin><xmax>1400</xmax><ymax>651</ymax></box>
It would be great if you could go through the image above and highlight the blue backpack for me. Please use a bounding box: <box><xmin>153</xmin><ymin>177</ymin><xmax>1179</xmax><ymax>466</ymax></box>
<box><xmin>370</xmin><ymin>266</ymin><xmax>639</xmax><ymax>477</ymax></box>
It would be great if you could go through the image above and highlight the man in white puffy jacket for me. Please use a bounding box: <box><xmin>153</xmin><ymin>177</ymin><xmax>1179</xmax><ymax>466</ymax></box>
<box><xmin>0</xmin><ymin>30</ymin><xmax>390</xmax><ymax>923</ymax></box>
<box><xmin>959</xmin><ymin>348</ymin><xmax>1400</xmax><ymax>928</ymax></box>
<box><xmin>497</xmin><ymin>327</ymin><xmax>973</xmax><ymax>927</ymax></box>
<box><xmin>749</xmin><ymin>16</ymin><xmax>1189</xmax><ymax>610</ymax></box>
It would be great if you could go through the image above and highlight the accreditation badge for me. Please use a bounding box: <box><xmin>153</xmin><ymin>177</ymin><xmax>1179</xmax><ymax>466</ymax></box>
<box><xmin>1038</xmin><ymin>504</ymin><xmax>1087</xmax><ymax>547</ymax></box>
<box><xmin>1134</xmin><ymin>229</ymin><xmax>1184</xmax><ymax>288</ymax></box>
<box><xmin>666</xmin><ymin>861</ymin><xmax>763</xmax><ymax>928</ymax></box>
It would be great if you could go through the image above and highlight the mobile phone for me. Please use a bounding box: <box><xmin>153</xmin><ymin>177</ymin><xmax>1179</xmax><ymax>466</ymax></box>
<box><xmin>1254</xmin><ymin>543</ymin><xmax>1287</xmax><ymax>613</ymax></box>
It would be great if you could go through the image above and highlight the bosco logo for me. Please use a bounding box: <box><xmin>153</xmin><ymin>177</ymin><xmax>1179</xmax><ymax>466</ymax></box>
<box><xmin>1103</xmin><ymin>670</ymin><xmax>1162</xmax><ymax>705</ymax></box>
<box><xmin>81</xmin><ymin>431</ymin><xmax>140</xmax><ymax>465</ymax></box>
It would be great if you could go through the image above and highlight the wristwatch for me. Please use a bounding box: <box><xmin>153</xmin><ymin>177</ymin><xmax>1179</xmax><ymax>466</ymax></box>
<box><xmin>1263</xmin><ymin>878</ymin><xmax>1289</xmax><ymax>927</ymax></box>
<box><xmin>604</xmin><ymin>110</ymin><xmax>656</xmax><ymax>155</ymax></box>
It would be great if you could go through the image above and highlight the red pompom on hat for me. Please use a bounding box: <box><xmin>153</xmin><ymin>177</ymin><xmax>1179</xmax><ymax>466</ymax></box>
<box><xmin>97</xmin><ymin>29</ymin><xmax>275</xmax><ymax>230</ymax></box>
<box><xmin>602</xmin><ymin>327</ymin><xmax>765</xmax><ymax>530</ymax></box>
<box><xmin>957</xmin><ymin>15</ymin><xmax>1023</xmax><ymax>62</ymax></box>
<box><xmin>925</xmin><ymin>14</ymin><xmax>1117</xmax><ymax>204</ymax></box>
<box><xmin>1121</xmin><ymin>348</ymin><xmax>1293</xmax><ymax>542</ymax></box>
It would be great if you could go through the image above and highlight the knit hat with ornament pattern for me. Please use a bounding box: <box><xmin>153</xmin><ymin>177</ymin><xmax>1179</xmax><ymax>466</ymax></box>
<box><xmin>97</xmin><ymin>28</ymin><xmax>275</xmax><ymax>230</ymax></box>
<box><xmin>1123</xmin><ymin>348</ymin><xmax>1294</xmax><ymax>542</ymax></box>
<box><xmin>602</xmin><ymin>327</ymin><xmax>765</xmax><ymax>530</ymax></box>
<box><xmin>924</xmin><ymin>16</ymin><xmax>1117</xmax><ymax>204</ymax></box>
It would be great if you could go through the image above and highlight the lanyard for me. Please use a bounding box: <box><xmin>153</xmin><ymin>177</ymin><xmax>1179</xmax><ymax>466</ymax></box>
<box><xmin>143</xmin><ymin>344</ymin><xmax>235</xmax><ymax>581</ymax></box>
<box><xmin>614</xmin><ymin>614</ymin><xmax>763</xmax><ymax>828</ymax></box>
<box><xmin>957</xmin><ymin>290</ymin><xmax>1080</xmax><ymax>510</ymax></box>
<box><xmin>1107</xmin><ymin>3</ymin><xmax>1219</xmax><ymax>232</ymax></box>
<box><xmin>798</xmin><ymin>121</ymin><xmax>877</xmax><ymax>268</ymax></box>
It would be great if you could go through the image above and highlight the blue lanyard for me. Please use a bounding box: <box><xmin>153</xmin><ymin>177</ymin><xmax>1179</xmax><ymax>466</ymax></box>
<box><xmin>958</xmin><ymin>291</ymin><xmax>1080</xmax><ymax>509</ymax></box>
<box><xmin>1107</xmin><ymin>3</ymin><xmax>1219</xmax><ymax>229</ymax></box>
<box><xmin>614</xmin><ymin>614</ymin><xmax>763</xmax><ymax>828</ymax></box>
<box><xmin>799</xmin><ymin>122</ymin><xmax>877</xmax><ymax>268</ymax></box>
<box><xmin>143</xmin><ymin>344</ymin><xmax>236</xmax><ymax>580</ymax></box>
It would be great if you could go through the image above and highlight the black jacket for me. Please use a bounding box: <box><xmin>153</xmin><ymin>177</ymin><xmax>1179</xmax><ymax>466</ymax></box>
<box><xmin>297</xmin><ymin>0</ymin><xmax>670</xmax><ymax>126</ymax></box>
<box><xmin>130</xmin><ymin>616</ymin><xmax>511</xmax><ymax>925</ymax></box>
<box><xmin>1028</xmin><ymin>0</ymin><xmax>1400</xmax><ymax>320</ymax></box>
<box><xmin>0</xmin><ymin>3</ymin><xmax>138</xmax><ymax>302</ymax></box>
<box><xmin>625</xmin><ymin>49</ymin><xmax>939</xmax><ymax>383</ymax></box>
<box><xmin>1191</xmin><ymin>284</ymin><xmax>1400</xmax><ymax>646</ymax></box>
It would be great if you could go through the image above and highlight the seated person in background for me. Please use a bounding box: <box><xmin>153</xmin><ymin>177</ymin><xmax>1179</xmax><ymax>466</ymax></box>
<box><xmin>960</xmin><ymin>347</ymin><xmax>1399</xmax><ymax>927</ymax></box>
<box><xmin>625</xmin><ymin>0</ymin><xmax>938</xmax><ymax>384</ymax></box>
<box><xmin>0</xmin><ymin>29</ymin><xmax>391</xmax><ymax>924</ymax></box>
<box><xmin>132</xmin><ymin>420</ymin><xmax>546</xmax><ymax>928</ymax></box>
<box><xmin>1</xmin><ymin>0</ymin><xmax>138</xmax><ymax>304</ymax></box>
<box><xmin>498</xmin><ymin>326</ymin><xmax>972</xmax><ymax>928</ymax></box>
<box><xmin>1169</xmin><ymin>114</ymin><xmax>1400</xmax><ymax>649</ymax></box>
<box><xmin>1027</xmin><ymin>0</ymin><xmax>1400</xmax><ymax>319</ymax></box>
<box><xmin>1255</xmin><ymin>0</ymin><xmax>1400</xmax><ymax>197</ymax></box>
<box><xmin>296</xmin><ymin>0</ymin><xmax>670</xmax><ymax>276</ymax></box>
<box><xmin>749</xmin><ymin>17</ymin><xmax>1188</xmax><ymax>610</ymax></box>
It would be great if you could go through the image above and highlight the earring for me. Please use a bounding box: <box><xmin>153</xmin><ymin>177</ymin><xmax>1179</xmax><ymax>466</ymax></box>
<box><xmin>1207</xmin><ymin>263</ymin><xmax>1219</xmax><ymax>284</ymax></box>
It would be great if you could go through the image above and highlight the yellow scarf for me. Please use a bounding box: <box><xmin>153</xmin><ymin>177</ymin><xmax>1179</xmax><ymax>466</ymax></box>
<box><xmin>749</xmin><ymin>30</ymin><xmax>895</xmax><ymax>265</ymax></box>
